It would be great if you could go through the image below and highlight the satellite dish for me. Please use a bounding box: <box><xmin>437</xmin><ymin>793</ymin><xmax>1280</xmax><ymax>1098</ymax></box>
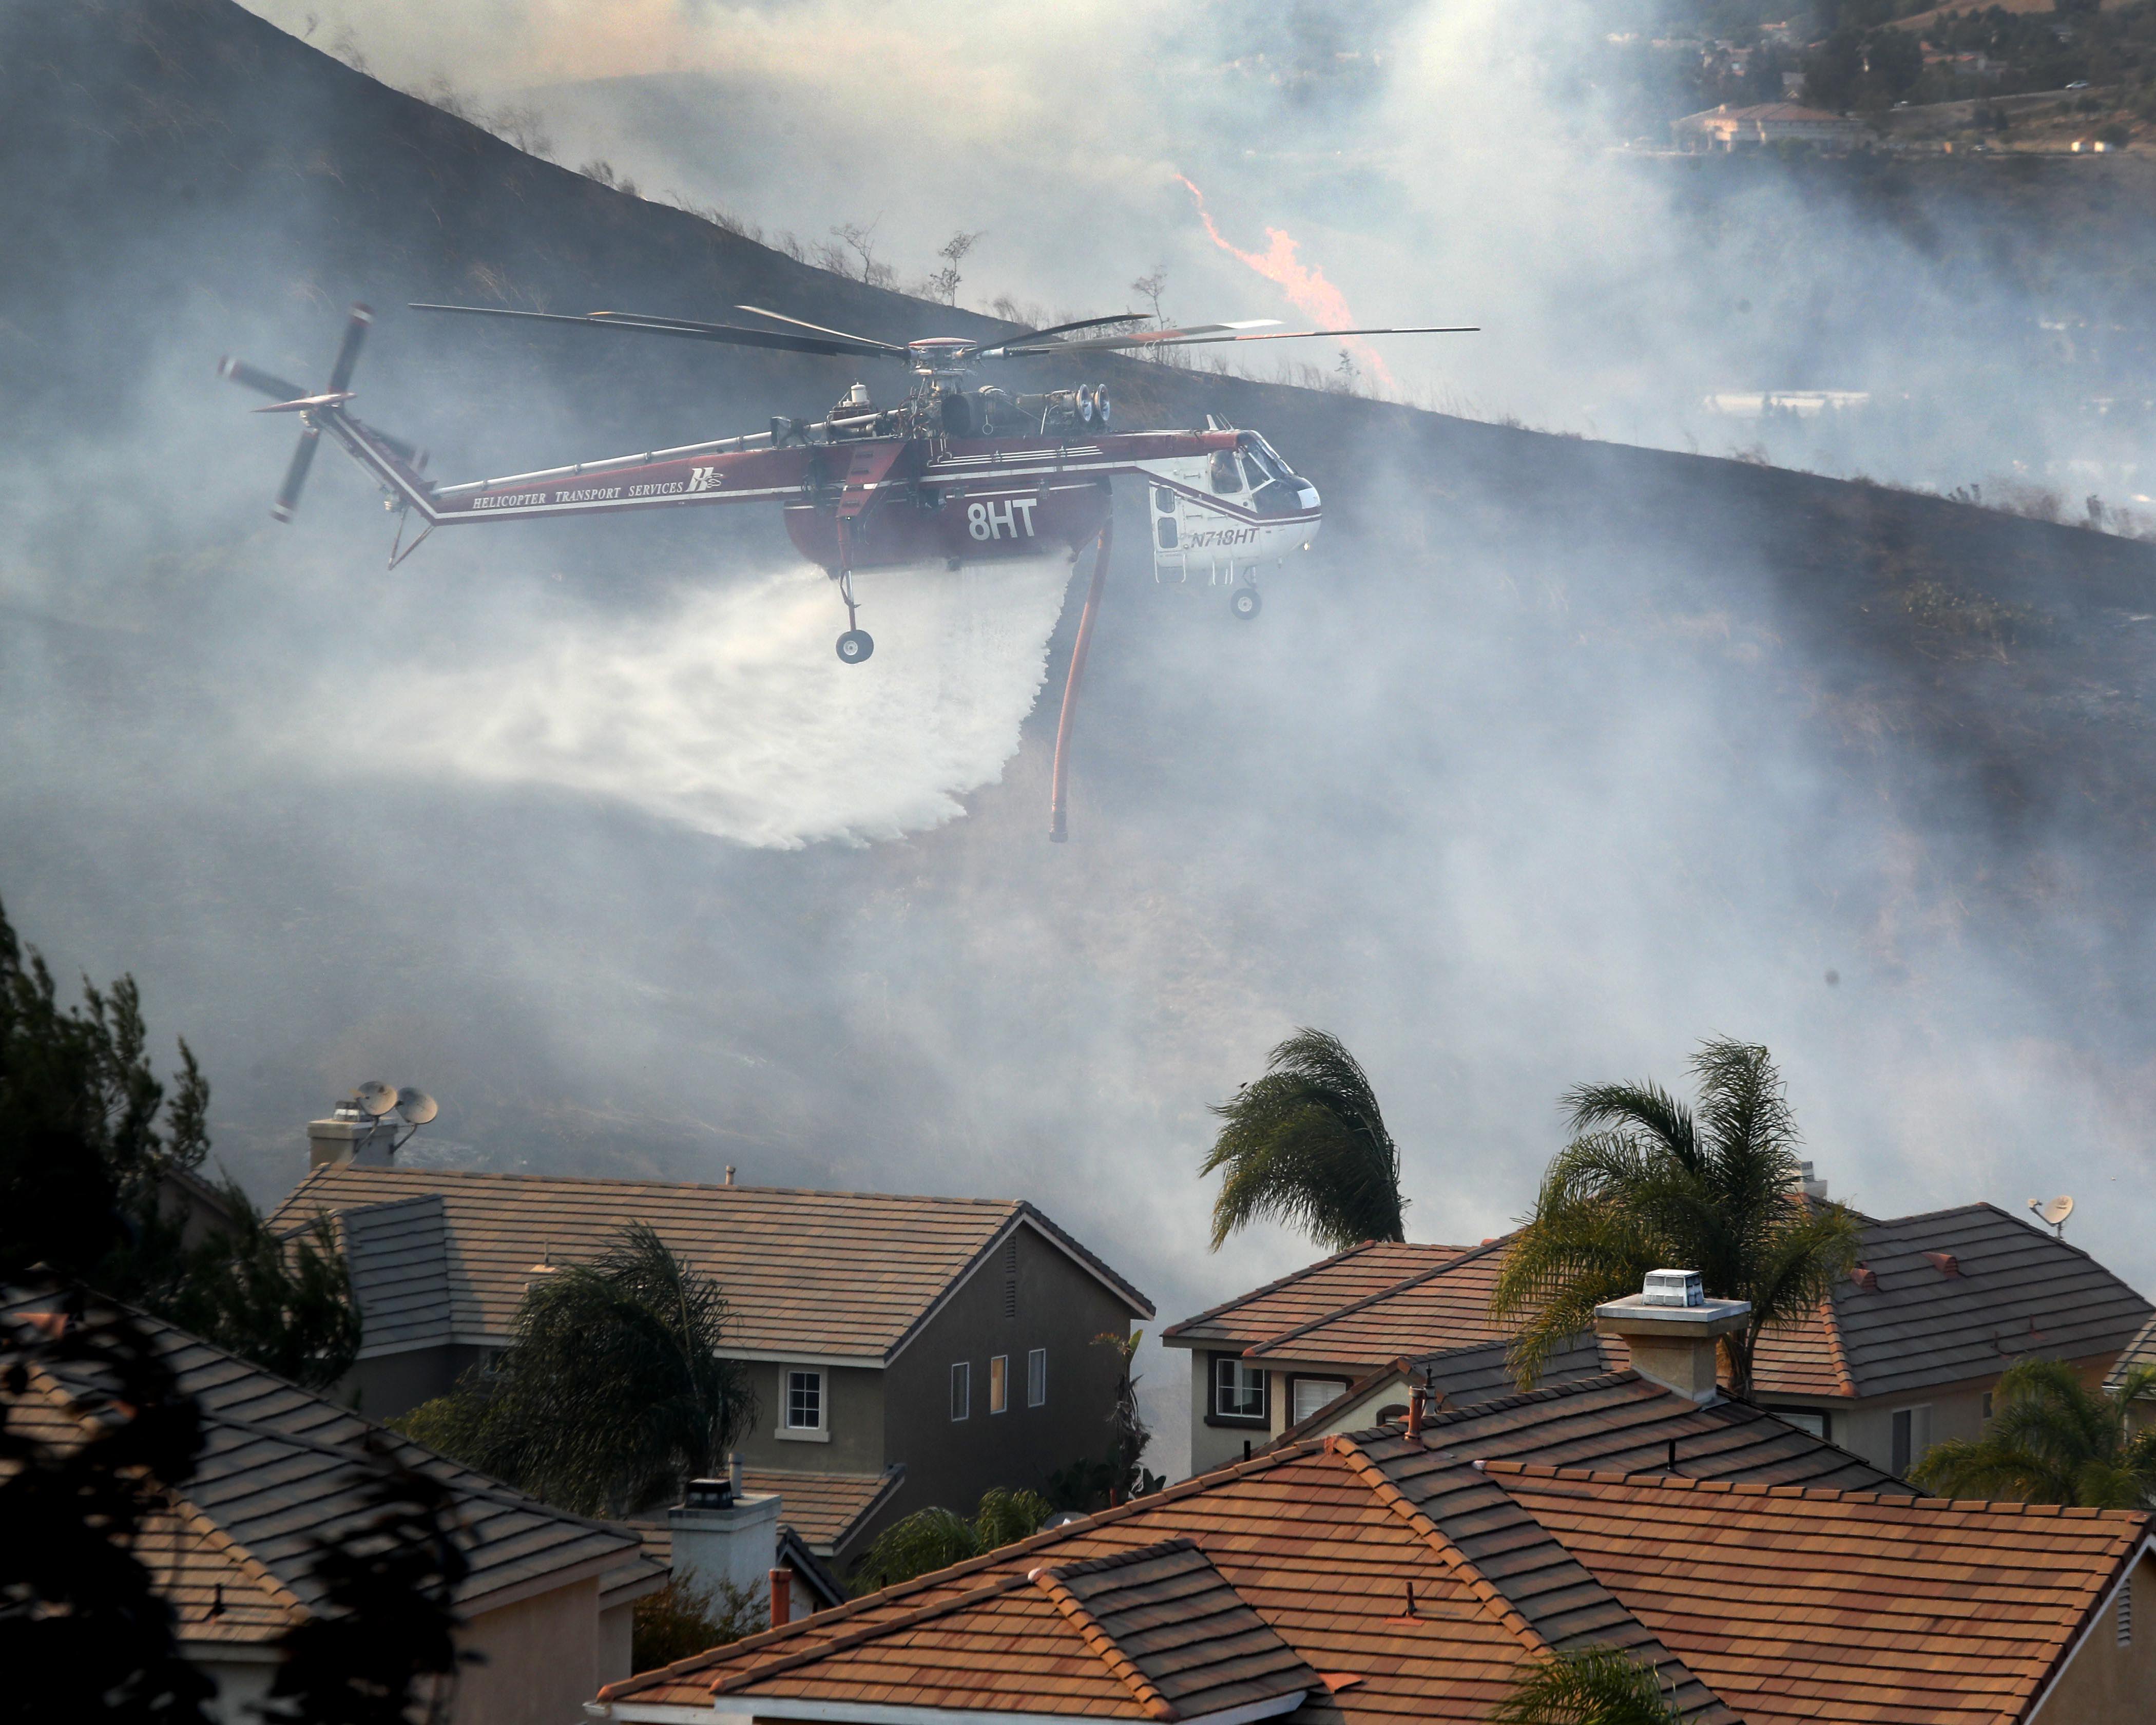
<box><xmin>2029</xmin><ymin>1196</ymin><xmax>2074</xmax><ymax>1230</ymax></box>
<box><xmin>354</xmin><ymin>1079</ymin><xmax>398</xmax><ymax>1117</ymax></box>
<box><xmin>395</xmin><ymin>1086</ymin><xmax>438</xmax><ymax>1125</ymax></box>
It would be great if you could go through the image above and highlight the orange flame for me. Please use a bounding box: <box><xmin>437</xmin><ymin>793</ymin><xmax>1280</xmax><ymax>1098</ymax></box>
<box><xmin>1176</xmin><ymin>175</ymin><xmax>1395</xmax><ymax>391</ymax></box>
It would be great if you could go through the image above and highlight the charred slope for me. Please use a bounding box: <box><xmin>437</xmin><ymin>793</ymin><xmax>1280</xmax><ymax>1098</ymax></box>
<box><xmin>6</xmin><ymin>1</ymin><xmax>2156</xmax><ymax>1081</ymax></box>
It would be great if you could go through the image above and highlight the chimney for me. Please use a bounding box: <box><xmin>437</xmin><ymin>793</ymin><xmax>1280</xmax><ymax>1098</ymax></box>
<box><xmin>768</xmin><ymin>1566</ymin><xmax>792</xmax><ymax>1628</ymax></box>
<box><xmin>1593</xmin><ymin>1271</ymin><xmax>1752</xmax><ymax>1405</ymax></box>
<box><xmin>724</xmin><ymin>1165</ymin><xmax>736</xmax><ymax>1186</ymax></box>
<box><xmin>668</xmin><ymin>1477</ymin><xmax>781</xmax><ymax>1604</ymax></box>
<box><xmin>728</xmin><ymin>1451</ymin><xmax>744</xmax><ymax>1497</ymax></box>
<box><xmin>1799</xmin><ymin>1161</ymin><xmax>1827</xmax><ymax>1201</ymax></box>
<box><xmin>1407</xmin><ymin>1386</ymin><xmax>1428</xmax><ymax>1439</ymax></box>
<box><xmin>307</xmin><ymin>1102</ymin><xmax>390</xmax><ymax>1170</ymax></box>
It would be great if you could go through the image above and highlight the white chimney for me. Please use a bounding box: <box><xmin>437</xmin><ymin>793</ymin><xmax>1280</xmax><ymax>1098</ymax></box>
<box><xmin>669</xmin><ymin>1477</ymin><xmax>782</xmax><ymax>1614</ymax></box>
<box><xmin>1799</xmin><ymin>1161</ymin><xmax>1827</xmax><ymax>1201</ymax></box>
<box><xmin>307</xmin><ymin>1103</ymin><xmax>392</xmax><ymax>1169</ymax></box>
<box><xmin>1594</xmin><ymin>1272</ymin><xmax>1751</xmax><ymax>1404</ymax></box>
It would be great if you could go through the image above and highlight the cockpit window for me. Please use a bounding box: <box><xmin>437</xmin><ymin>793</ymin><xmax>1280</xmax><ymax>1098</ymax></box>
<box><xmin>1209</xmin><ymin>450</ymin><xmax>1244</xmax><ymax>494</ymax></box>
<box><xmin>1237</xmin><ymin>433</ymin><xmax>1296</xmax><ymax>484</ymax></box>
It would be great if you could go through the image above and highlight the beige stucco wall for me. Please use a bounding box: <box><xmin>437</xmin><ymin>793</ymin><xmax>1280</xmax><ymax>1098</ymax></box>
<box><xmin>1182</xmin><ymin>1350</ymin><xmax>1371</xmax><ymax>1479</ymax></box>
<box><xmin>458</xmin><ymin>1578</ymin><xmax>603</xmax><ymax>1725</ymax></box>
<box><xmin>2033</xmin><ymin>1549</ymin><xmax>2156</xmax><ymax>1723</ymax></box>
<box><xmin>728</xmin><ymin>1358</ymin><xmax>886</xmax><ymax>1475</ymax></box>
<box><xmin>598</xmin><ymin>1600</ymin><xmax>636</xmax><ymax>1691</ymax></box>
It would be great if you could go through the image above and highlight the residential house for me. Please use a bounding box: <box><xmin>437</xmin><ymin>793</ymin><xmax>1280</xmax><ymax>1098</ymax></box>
<box><xmin>271</xmin><ymin>1162</ymin><xmax>1153</xmax><ymax>1566</ymax></box>
<box><xmin>1673</xmin><ymin>101</ymin><xmax>1871</xmax><ymax>150</ymax></box>
<box><xmin>588</xmin><ymin>1370</ymin><xmax>2156</xmax><ymax>1724</ymax></box>
<box><xmin>1164</xmin><ymin>1203</ymin><xmax>2152</xmax><ymax>1479</ymax></box>
<box><xmin>3</xmin><ymin>1289</ymin><xmax>665</xmax><ymax>1725</ymax></box>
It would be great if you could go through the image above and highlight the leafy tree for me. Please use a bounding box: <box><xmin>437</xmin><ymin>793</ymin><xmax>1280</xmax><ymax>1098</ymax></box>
<box><xmin>1201</xmin><ymin>1029</ymin><xmax>1407</xmax><ymax>1251</ymax></box>
<box><xmin>1</xmin><ymin>1277</ymin><xmax>216</xmax><ymax>1725</ymax></box>
<box><xmin>399</xmin><ymin>1223</ymin><xmax>752</xmax><ymax>1517</ymax></box>
<box><xmin>849</xmin><ymin>1488</ymin><xmax>1056</xmax><ymax>1594</ymax></box>
<box><xmin>1911</xmin><ymin>1358</ymin><xmax>2156</xmax><ymax>1507</ymax></box>
<box><xmin>1491</xmin><ymin>1039</ymin><xmax>1862</xmax><ymax>1397</ymax></box>
<box><xmin>0</xmin><ymin>897</ymin><xmax>358</xmax><ymax>1388</ymax></box>
<box><xmin>260</xmin><ymin>1434</ymin><xmax>480</xmax><ymax>1725</ymax></box>
<box><xmin>631</xmin><ymin>1575</ymin><xmax>765</xmax><ymax>1671</ymax></box>
<box><xmin>1491</xmin><ymin>1645</ymin><xmax>1682</xmax><ymax>1725</ymax></box>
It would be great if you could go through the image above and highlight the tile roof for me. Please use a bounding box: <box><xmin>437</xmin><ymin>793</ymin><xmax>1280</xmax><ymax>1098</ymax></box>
<box><xmin>274</xmin><ymin>1168</ymin><xmax>1151</xmax><ymax>1363</ymax></box>
<box><xmin>1159</xmin><ymin>1241</ymin><xmax>1466</xmax><ymax>1350</ymax></box>
<box><xmin>3</xmin><ymin>1290</ymin><xmax>661</xmax><ymax>1643</ymax></box>
<box><xmin>596</xmin><ymin>1386</ymin><xmax>2140</xmax><ymax>1725</ymax></box>
<box><xmin>2105</xmin><ymin>1311</ymin><xmax>2156</xmax><ymax>1391</ymax></box>
<box><xmin>633</xmin><ymin>1469</ymin><xmax>904</xmax><ymax>1561</ymax></box>
<box><xmin>1823</xmin><ymin>1203</ymin><xmax>2153</xmax><ymax>1398</ymax></box>
<box><xmin>1484</xmin><ymin>1462</ymin><xmax>2152</xmax><ymax>1725</ymax></box>
<box><xmin>1172</xmin><ymin>1205</ymin><xmax>2152</xmax><ymax>1402</ymax></box>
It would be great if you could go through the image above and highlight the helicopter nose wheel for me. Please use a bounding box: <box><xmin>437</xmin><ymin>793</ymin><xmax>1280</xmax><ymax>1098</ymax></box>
<box><xmin>837</xmin><ymin>629</ymin><xmax>875</xmax><ymax>663</ymax></box>
<box><xmin>1231</xmin><ymin>586</ymin><xmax>1262</xmax><ymax>621</ymax></box>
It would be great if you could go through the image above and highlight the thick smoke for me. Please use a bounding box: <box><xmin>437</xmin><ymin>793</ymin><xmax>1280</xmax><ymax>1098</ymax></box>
<box><xmin>5</xmin><ymin>1</ymin><xmax>2153</xmax><ymax>1479</ymax></box>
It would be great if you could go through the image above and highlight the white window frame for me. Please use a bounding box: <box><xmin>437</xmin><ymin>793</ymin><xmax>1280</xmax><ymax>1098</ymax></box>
<box><xmin>1288</xmin><ymin>1375</ymin><xmax>1351</xmax><ymax>1426</ymax></box>
<box><xmin>775</xmin><ymin>1366</ymin><xmax>830</xmax><ymax>1443</ymax></box>
<box><xmin>989</xmin><ymin>1354</ymin><xmax>1009</xmax><ymax>1415</ymax></box>
<box><xmin>1212</xmin><ymin>1356</ymin><xmax>1268</xmax><ymax>1424</ymax></box>
<box><xmin>951</xmin><ymin>1360</ymin><xmax>971</xmax><ymax>1422</ymax></box>
<box><xmin>1027</xmin><ymin>1347</ymin><xmax>1047</xmax><ymax>1408</ymax></box>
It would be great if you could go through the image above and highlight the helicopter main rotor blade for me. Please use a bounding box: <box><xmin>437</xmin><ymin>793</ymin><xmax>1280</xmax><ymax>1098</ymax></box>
<box><xmin>324</xmin><ymin>304</ymin><xmax>373</xmax><ymax>396</ymax></box>
<box><xmin>1036</xmin><ymin>322</ymin><xmax>1481</xmax><ymax>355</ymax></box>
<box><xmin>272</xmin><ymin>426</ymin><xmax>321</xmax><ymax>523</ymax></box>
<box><xmin>218</xmin><ymin>356</ymin><xmax>311</xmax><ymax>401</ymax></box>
<box><xmin>409</xmin><ymin>303</ymin><xmax>896</xmax><ymax>359</ymax></box>
<box><xmin>975</xmin><ymin>312</ymin><xmax>1143</xmax><ymax>356</ymax></box>
<box><xmin>994</xmin><ymin>319</ymin><xmax>1279</xmax><ymax>355</ymax></box>
<box><xmin>731</xmin><ymin>305</ymin><xmax>912</xmax><ymax>358</ymax></box>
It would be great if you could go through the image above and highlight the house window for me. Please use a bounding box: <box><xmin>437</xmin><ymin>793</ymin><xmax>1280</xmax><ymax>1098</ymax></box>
<box><xmin>1764</xmin><ymin>1406</ymin><xmax>1827</xmax><ymax>1441</ymax></box>
<box><xmin>1212</xmin><ymin>1356</ymin><xmax>1267</xmax><ymax>1424</ymax></box>
<box><xmin>1982</xmin><ymin>1392</ymin><xmax>1993</xmax><ymax>1421</ymax></box>
<box><xmin>1289</xmin><ymin>1376</ymin><xmax>1350</xmax><ymax>1425</ymax></box>
<box><xmin>1891</xmin><ymin>1405</ymin><xmax>1932</xmax><ymax>1475</ymax></box>
<box><xmin>785</xmin><ymin>1369</ymin><xmax>823</xmax><ymax>1432</ymax></box>
<box><xmin>951</xmin><ymin>1361</ymin><xmax>971</xmax><ymax>1421</ymax></box>
<box><xmin>1028</xmin><ymin>1348</ymin><xmax>1047</xmax><ymax>1407</ymax></box>
<box><xmin>989</xmin><ymin>1354</ymin><xmax>1009</xmax><ymax>1415</ymax></box>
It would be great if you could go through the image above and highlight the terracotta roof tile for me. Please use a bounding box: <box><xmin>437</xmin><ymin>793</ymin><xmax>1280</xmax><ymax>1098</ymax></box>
<box><xmin>4</xmin><ymin>1289</ymin><xmax>659</xmax><ymax>1641</ymax></box>
<box><xmin>1179</xmin><ymin>1204</ymin><xmax>2151</xmax><ymax>1404</ymax></box>
<box><xmin>1481</xmin><ymin>1461</ymin><xmax>2151</xmax><ymax>1725</ymax></box>
<box><xmin>1160</xmin><ymin>1242</ymin><xmax>1467</xmax><ymax>1351</ymax></box>
<box><xmin>274</xmin><ymin>1170</ymin><xmax>1149</xmax><ymax>1362</ymax></box>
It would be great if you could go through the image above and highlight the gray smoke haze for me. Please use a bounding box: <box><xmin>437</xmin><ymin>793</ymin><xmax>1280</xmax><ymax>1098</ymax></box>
<box><xmin>5</xmin><ymin>1</ymin><xmax>2155</xmax><ymax>1477</ymax></box>
<box><xmin>245</xmin><ymin>0</ymin><xmax>2156</xmax><ymax>511</ymax></box>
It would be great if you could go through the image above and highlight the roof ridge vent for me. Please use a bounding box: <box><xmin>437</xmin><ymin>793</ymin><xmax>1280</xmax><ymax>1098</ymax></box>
<box><xmin>1924</xmin><ymin>1251</ymin><xmax>1961</xmax><ymax>1278</ymax></box>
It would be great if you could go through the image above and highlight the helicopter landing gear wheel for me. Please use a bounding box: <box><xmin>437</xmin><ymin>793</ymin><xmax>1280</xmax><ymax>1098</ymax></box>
<box><xmin>1231</xmin><ymin>586</ymin><xmax>1262</xmax><ymax>620</ymax></box>
<box><xmin>836</xmin><ymin>629</ymin><xmax>875</xmax><ymax>664</ymax></box>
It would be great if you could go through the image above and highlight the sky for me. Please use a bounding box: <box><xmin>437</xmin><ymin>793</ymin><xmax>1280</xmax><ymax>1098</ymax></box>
<box><xmin>6</xmin><ymin>0</ymin><xmax>2154</xmax><ymax>1479</ymax></box>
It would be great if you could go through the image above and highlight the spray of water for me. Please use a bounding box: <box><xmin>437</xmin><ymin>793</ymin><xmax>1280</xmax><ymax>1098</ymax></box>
<box><xmin>316</xmin><ymin>560</ymin><xmax>1074</xmax><ymax>848</ymax></box>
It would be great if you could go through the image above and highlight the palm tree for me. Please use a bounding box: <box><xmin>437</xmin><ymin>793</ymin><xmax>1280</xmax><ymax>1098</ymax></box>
<box><xmin>399</xmin><ymin>1223</ymin><xmax>752</xmax><ymax>1517</ymax></box>
<box><xmin>1491</xmin><ymin>1038</ymin><xmax>1861</xmax><ymax>1396</ymax></box>
<box><xmin>849</xmin><ymin>1488</ymin><xmax>1055</xmax><ymax>1593</ymax></box>
<box><xmin>1490</xmin><ymin>1645</ymin><xmax>1683</xmax><ymax>1724</ymax></box>
<box><xmin>1201</xmin><ymin>1028</ymin><xmax>1406</xmax><ymax>1251</ymax></box>
<box><xmin>1912</xmin><ymin>1358</ymin><xmax>2156</xmax><ymax>1507</ymax></box>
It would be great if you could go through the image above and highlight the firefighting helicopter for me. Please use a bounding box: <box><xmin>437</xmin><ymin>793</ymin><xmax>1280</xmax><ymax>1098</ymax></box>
<box><xmin>219</xmin><ymin>299</ymin><xmax>1473</xmax><ymax>837</ymax></box>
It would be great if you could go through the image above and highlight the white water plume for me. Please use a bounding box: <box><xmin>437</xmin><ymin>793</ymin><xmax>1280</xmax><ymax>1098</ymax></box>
<box><xmin>330</xmin><ymin>559</ymin><xmax>1074</xmax><ymax>848</ymax></box>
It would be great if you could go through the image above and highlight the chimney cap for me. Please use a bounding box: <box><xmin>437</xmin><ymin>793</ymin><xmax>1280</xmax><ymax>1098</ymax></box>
<box><xmin>682</xmin><ymin>1477</ymin><xmax>735</xmax><ymax>1510</ymax></box>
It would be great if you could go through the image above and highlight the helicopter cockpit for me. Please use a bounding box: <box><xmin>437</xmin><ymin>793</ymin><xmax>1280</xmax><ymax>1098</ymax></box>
<box><xmin>1209</xmin><ymin>432</ymin><xmax>1319</xmax><ymax>518</ymax></box>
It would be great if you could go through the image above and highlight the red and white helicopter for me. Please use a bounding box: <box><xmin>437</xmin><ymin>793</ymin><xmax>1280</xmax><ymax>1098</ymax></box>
<box><xmin>220</xmin><ymin>299</ymin><xmax>1470</xmax><ymax>837</ymax></box>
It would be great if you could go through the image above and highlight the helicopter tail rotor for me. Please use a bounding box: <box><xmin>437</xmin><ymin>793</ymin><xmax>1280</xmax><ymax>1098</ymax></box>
<box><xmin>219</xmin><ymin>303</ymin><xmax>373</xmax><ymax>522</ymax></box>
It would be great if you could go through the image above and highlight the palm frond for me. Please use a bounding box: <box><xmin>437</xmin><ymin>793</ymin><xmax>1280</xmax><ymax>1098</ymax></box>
<box><xmin>1490</xmin><ymin>1644</ymin><xmax>1683</xmax><ymax>1725</ymax></box>
<box><xmin>1561</xmin><ymin>1081</ymin><xmax>1697</xmax><ymax>1168</ymax></box>
<box><xmin>1202</xmin><ymin>1029</ymin><xmax>1404</xmax><ymax>1251</ymax></box>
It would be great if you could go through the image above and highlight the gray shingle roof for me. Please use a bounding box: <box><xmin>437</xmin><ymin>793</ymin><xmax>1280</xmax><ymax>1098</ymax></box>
<box><xmin>4</xmin><ymin>1290</ymin><xmax>660</xmax><ymax>1642</ymax></box>
<box><xmin>274</xmin><ymin>1169</ymin><xmax>1150</xmax><ymax>1363</ymax></box>
<box><xmin>1820</xmin><ymin>1203</ymin><xmax>2153</xmax><ymax>1398</ymax></box>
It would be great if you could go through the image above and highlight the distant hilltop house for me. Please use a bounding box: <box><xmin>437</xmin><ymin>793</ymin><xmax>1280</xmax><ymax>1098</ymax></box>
<box><xmin>272</xmin><ymin>1134</ymin><xmax>1153</xmax><ymax>1570</ymax></box>
<box><xmin>1164</xmin><ymin>1197</ymin><xmax>2152</xmax><ymax>1480</ymax></box>
<box><xmin>1673</xmin><ymin>101</ymin><xmax>1871</xmax><ymax>150</ymax></box>
<box><xmin>3</xmin><ymin>1287</ymin><xmax>664</xmax><ymax>1725</ymax></box>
